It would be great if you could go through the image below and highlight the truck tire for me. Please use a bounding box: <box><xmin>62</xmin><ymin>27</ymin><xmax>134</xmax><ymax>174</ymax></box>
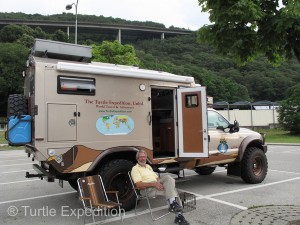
<box><xmin>241</xmin><ymin>147</ymin><xmax>268</xmax><ymax>184</ymax></box>
<box><xmin>7</xmin><ymin>94</ymin><xmax>28</xmax><ymax>118</ymax></box>
<box><xmin>99</xmin><ymin>159</ymin><xmax>135</xmax><ymax>211</ymax></box>
<box><xmin>195</xmin><ymin>166</ymin><xmax>216</xmax><ymax>175</ymax></box>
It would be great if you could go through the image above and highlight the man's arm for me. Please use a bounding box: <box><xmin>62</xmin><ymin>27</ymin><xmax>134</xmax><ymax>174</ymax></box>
<box><xmin>135</xmin><ymin>180</ymin><xmax>164</xmax><ymax>191</ymax></box>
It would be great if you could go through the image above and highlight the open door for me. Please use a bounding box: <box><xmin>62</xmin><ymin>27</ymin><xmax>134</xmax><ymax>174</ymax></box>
<box><xmin>177</xmin><ymin>87</ymin><xmax>208</xmax><ymax>157</ymax></box>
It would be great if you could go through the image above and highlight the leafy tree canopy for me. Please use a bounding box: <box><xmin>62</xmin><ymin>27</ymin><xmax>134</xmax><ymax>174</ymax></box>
<box><xmin>0</xmin><ymin>24</ymin><xmax>49</xmax><ymax>47</ymax></box>
<box><xmin>92</xmin><ymin>41</ymin><xmax>140</xmax><ymax>66</ymax></box>
<box><xmin>278</xmin><ymin>83</ymin><xmax>300</xmax><ymax>134</ymax></box>
<box><xmin>197</xmin><ymin>0</ymin><xmax>300</xmax><ymax>65</ymax></box>
<box><xmin>0</xmin><ymin>42</ymin><xmax>28</xmax><ymax>95</ymax></box>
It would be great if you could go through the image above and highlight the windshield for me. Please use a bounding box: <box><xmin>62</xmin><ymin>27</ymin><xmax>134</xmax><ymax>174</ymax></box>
<box><xmin>208</xmin><ymin>110</ymin><xmax>230</xmax><ymax>129</ymax></box>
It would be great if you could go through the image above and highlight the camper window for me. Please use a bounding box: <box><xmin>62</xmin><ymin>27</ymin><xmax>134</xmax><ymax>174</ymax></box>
<box><xmin>57</xmin><ymin>76</ymin><xmax>96</xmax><ymax>95</ymax></box>
<box><xmin>185</xmin><ymin>95</ymin><xmax>198</xmax><ymax>108</ymax></box>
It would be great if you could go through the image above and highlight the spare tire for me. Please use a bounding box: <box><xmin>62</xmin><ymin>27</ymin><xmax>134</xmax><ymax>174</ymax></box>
<box><xmin>195</xmin><ymin>166</ymin><xmax>216</xmax><ymax>175</ymax></box>
<box><xmin>7</xmin><ymin>94</ymin><xmax>28</xmax><ymax>118</ymax></box>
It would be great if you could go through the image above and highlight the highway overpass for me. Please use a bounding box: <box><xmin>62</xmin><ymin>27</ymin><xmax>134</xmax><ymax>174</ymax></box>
<box><xmin>0</xmin><ymin>19</ymin><xmax>194</xmax><ymax>43</ymax></box>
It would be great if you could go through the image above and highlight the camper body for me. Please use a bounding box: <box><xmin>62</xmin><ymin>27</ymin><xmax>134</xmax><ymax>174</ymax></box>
<box><xmin>7</xmin><ymin>39</ymin><xmax>268</xmax><ymax>210</ymax></box>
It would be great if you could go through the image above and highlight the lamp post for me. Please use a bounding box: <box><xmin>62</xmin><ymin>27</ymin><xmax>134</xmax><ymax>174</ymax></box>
<box><xmin>66</xmin><ymin>0</ymin><xmax>78</xmax><ymax>44</ymax></box>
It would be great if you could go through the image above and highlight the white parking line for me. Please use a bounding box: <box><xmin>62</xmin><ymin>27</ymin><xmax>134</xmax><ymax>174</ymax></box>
<box><xmin>205</xmin><ymin>197</ymin><xmax>247</xmax><ymax>210</ymax></box>
<box><xmin>177</xmin><ymin>188</ymin><xmax>247</xmax><ymax>210</ymax></box>
<box><xmin>0</xmin><ymin>191</ymin><xmax>77</xmax><ymax>205</ymax></box>
<box><xmin>0</xmin><ymin>153</ymin><xmax>25</xmax><ymax>156</ymax></box>
<box><xmin>0</xmin><ymin>163</ymin><xmax>34</xmax><ymax>167</ymax></box>
<box><xmin>208</xmin><ymin>177</ymin><xmax>300</xmax><ymax>198</ymax></box>
<box><xmin>269</xmin><ymin>169</ymin><xmax>300</xmax><ymax>175</ymax></box>
<box><xmin>0</xmin><ymin>179</ymin><xmax>40</xmax><ymax>185</ymax></box>
<box><xmin>0</xmin><ymin>168</ymin><xmax>298</xmax><ymax>222</ymax></box>
<box><xmin>0</xmin><ymin>158</ymin><xmax>31</xmax><ymax>162</ymax></box>
<box><xmin>0</xmin><ymin>155</ymin><xmax>26</xmax><ymax>158</ymax></box>
<box><xmin>0</xmin><ymin>169</ymin><xmax>34</xmax><ymax>174</ymax></box>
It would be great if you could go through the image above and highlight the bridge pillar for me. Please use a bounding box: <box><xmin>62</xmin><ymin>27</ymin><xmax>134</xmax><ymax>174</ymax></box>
<box><xmin>117</xmin><ymin>29</ymin><xmax>122</xmax><ymax>43</ymax></box>
<box><xmin>161</xmin><ymin>32</ymin><xmax>165</xmax><ymax>40</ymax></box>
<box><xmin>67</xmin><ymin>26</ymin><xmax>70</xmax><ymax>40</ymax></box>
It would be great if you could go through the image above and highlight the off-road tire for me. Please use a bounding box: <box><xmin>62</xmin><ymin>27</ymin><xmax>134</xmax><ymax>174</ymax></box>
<box><xmin>195</xmin><ymin>166</ymin><xmax>216</xmax><ymax>175</ymax></box>
<box><xmin>7</xmin><ymin>94</ymin><xmax>28</xmax><ymax>118</ymax></box>
<box><xmin>241</xmin><ymin>147</ymin><xmax>268</xmax><ymax>184</ymax></box>
<box><xmin>99</xmin><ymin>159</ymin><xmax>135</xmax><ymax>211</ymax></box>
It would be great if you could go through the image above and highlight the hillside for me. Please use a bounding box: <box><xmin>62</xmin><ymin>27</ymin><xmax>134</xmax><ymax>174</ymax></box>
<box><xmin>134</xmin><ymin>34</ymin><xmax>300</xmax><ymax>102</ymax></box>
<box><xmin>0</xmin><ymin>12</ymin><xmax>299</xmax><ymax>106</ymax></box>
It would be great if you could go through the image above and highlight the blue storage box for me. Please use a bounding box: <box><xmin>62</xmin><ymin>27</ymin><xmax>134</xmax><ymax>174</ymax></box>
<box><xmin>8</xmin><ymin>115</ymin><xmax>32</xmax><ymax>145</ymax></box>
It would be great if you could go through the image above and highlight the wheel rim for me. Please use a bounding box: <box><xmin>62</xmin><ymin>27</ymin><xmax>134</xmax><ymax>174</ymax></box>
<box><xmin>252</xmin><ymin>156</ymin><xmax>263</xmax><ymax>175</ymax></box>
<box><xmin>108</xmin><ymin>172</ymin><xmax>131</xmax><ymax>200</ymax></box>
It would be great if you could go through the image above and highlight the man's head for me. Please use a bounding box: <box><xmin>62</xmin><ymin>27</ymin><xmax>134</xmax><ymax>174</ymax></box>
<box><xmin>136</xmin><ymin>150</ymin><xmax>147</xmax><ymax>166</ymax></box>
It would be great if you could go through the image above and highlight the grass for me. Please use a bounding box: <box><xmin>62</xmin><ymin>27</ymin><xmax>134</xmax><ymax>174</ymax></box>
<box><xmin>258</xmin><ymin>128</ymin><xmax>300</xmax><ymax>144</ymax></box>
<box><xmin>0</xmin><ymin>131</ymin><xmax>24</xmax><ymax>151</ymax></box>
<box><xmin>0</xmin><ymin>131</ymin><xmax>7</xmax><ymax>144</ymax></box>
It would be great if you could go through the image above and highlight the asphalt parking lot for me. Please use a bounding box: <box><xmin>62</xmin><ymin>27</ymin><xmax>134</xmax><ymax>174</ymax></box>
<box><xmin>0</xmin><ymin>145</ymin><xmax>299</xmax><ymax>225</ymax></box>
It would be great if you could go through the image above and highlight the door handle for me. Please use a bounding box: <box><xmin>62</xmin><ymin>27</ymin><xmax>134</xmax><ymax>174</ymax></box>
<box><xmin>148</xmin><ymin>112</ymin><xmax>152</xmax><ymax>125</ymax></box>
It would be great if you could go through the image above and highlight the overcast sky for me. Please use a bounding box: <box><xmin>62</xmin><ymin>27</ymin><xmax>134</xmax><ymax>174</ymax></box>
<box><xmin>0</xmin><ymin>0</ymin><xmax>210</xmax><ymax>30</ymax></box>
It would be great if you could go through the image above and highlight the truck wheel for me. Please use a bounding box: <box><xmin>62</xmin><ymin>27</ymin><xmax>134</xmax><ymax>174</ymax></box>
<box><xmin>7</xmin><ymin>94</ymin><xmax>28</xmax><ymax>117</ymax></box>
<box><xmin>68</xmin><ymin>179</ymin><xmax>78</xmax><ymax>190</ymax></box>
<box><xmin>241</xmin><ymin>147</ymin><xmax>268</xmax><ymax>184</ymax></box>
<box><xmin>195</xmin><ymin>166</ymin><xmax>216</xmax><ymax>175</ymax></box>
<box><xmin>99</xmin><ymin>159</ymin><xmax>135</xmax><ymax>211</ymax></box>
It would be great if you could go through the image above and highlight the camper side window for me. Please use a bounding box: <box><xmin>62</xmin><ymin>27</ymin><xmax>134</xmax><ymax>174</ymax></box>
<box><xmin>185</xmin><ymin>94</ymin><xmax>198</xmax><ymax>108</ymax></box>
<box><xmin>57</xmin><ymin>76</ymin><xmax>96</xmax><ymax>95</ymax></box>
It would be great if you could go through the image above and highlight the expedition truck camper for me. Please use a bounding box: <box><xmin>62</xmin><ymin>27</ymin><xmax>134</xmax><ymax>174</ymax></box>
<box><xmin>6</xmin><ymin>39</ymin><xmax>268</xmax><ymax>210</ymax></box>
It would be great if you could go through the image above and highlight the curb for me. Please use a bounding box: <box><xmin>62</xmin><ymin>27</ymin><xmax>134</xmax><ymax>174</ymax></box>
<box><xmin>267</xmin><ymin>143</ymin><xmax>300</xmax><ymax>146</ymax></box>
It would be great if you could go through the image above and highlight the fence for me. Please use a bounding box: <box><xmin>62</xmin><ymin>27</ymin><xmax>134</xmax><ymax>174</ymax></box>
<box><xmin>217</xmin><ymin>109</ymin><xmax>279</xmax><ymax>128</ymax></box>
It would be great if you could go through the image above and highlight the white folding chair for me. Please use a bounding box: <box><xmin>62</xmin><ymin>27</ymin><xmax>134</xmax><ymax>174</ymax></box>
<box><xmin>128</xmin><ymin>171</ymin><xmax>170</xmax><ymax>221</ymax></box>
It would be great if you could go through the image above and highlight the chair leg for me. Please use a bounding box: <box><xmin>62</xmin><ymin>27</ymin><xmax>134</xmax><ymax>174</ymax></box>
<box><xmin>134</xmin><ymin>198</ymin><xmax>139</xmax><ymax>215</ymax></box>
<box><xmin>118</xmin><ymin>205</ymin><xmax>125</xmax><ymax>225</ymax></box>
<box><xmin>83</xmin><ymin>209</ymin><xmax>86</xmax><ymax>225</ymax></box>
<box><xmin>146</xmin><ymin>196</ymin><xmax>170</xmax><ymax>221</ymax></box>
<box><xmin>91</xmin><ymin>210</ymin><xmax>96</xmax><ymax>225</ymax></box>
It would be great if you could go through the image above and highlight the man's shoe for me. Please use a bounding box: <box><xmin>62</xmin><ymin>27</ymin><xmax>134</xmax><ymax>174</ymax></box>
<box><xmin>169</xmin><ymin>201</ymin><xmax>183</xmax><ymax>213</ymax></box>
<box><xmin>174</xmin><ymin>214</ymin><xmax>190</xmax><ymax>225</ymax></box>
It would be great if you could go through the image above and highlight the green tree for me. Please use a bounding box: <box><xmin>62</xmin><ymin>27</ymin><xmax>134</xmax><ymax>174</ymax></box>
<box><xmin>0</xmin><ymin>24</ymin><xmax>34</xmax><ymax>42</ymax></box>
<box><xmin>51</xmin><ymin>29</ymin><xmax>68</xmax><ymax>42</ymax></box>
<box><xmin>17</xmin><ymin>33</ymin><xmax>35</xmax><ymax>48</ymax></box>
<box><xmin>33</xmin><ymin>27</ymin><xmax>48</xmax><ymax>39</ymax></box>
<box><xmin>278</xmin><ymin>84</ymin><xmax>300</xmax><ymax>134</ymax></box>
<box><xmin>197</xmin><ymin>0</ymin><xmax>300</xmax><ymax>64</ymax></box>
<box><xmin>92</xmin><ymin>41</ymin><xmax>140</xmax><ymax>66</ymax></box>
<box><xmin>0</xmin><ymin>43</ymin><xmax>28</xmax><ymax>94</ymax></box>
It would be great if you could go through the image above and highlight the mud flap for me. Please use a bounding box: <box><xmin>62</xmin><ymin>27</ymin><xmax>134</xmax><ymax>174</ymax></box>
<box><xmin>227</xmin><ymin>162</ymin><xmax>241</xmax><ymax>177</ymax></box>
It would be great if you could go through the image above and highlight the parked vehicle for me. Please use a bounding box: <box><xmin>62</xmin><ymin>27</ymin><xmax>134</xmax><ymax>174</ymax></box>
<box><xmin>7</xmin><ymin>39</ymin><xmax>268</xmax><ymax>210</ymax></box>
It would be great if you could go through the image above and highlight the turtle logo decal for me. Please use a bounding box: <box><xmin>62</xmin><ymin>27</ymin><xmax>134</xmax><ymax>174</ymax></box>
<box><xmin>218</xmin><ymin>137</ymin><xmax>228</xmax><ymax>153</ymax></box>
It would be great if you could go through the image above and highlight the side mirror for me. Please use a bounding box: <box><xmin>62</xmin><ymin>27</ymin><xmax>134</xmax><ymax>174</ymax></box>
<box><xmin>229</xmin><ymin>120</ymin><xmax>239</xmax><ymax>133</ymax></box>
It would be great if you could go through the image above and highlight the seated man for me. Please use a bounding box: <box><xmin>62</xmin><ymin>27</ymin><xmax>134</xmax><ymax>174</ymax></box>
<box><xmin>131</xmin><ymin>150</ymin><xmax>190</xmax><ymax>225</ymax></box>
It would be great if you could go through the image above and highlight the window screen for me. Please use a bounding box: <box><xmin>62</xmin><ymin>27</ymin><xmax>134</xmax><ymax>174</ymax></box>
<box><xmin>185</xmin><ymin>94</ymin><xmax>198</xmax><ymax>108</ymax></box>
<box><xmin>57</xmin><ymin>76</ymin><xmax>95</xmax><ymax>95</ymax></box>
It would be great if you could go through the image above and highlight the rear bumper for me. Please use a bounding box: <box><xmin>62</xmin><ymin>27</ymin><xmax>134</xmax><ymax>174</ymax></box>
<box><xmin>25</xmin><ymin>164</ymin><xmax>55</xmax><ymax>182</ymax></box>
<box><xmin>25</xmin><ymin>144</ymin><xmax>36</xmax><ymax>154</ymax></box>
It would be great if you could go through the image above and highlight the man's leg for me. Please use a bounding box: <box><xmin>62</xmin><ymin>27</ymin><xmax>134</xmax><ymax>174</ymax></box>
<box><xmin>150</xmin><ymin>175</ymin><xmax>190</xmax><ymax>224</ymax></box>
<box><xmin>159</xmin><ymin>175</ymin><xmax>182</xmax><ymax>206</ymax></box>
